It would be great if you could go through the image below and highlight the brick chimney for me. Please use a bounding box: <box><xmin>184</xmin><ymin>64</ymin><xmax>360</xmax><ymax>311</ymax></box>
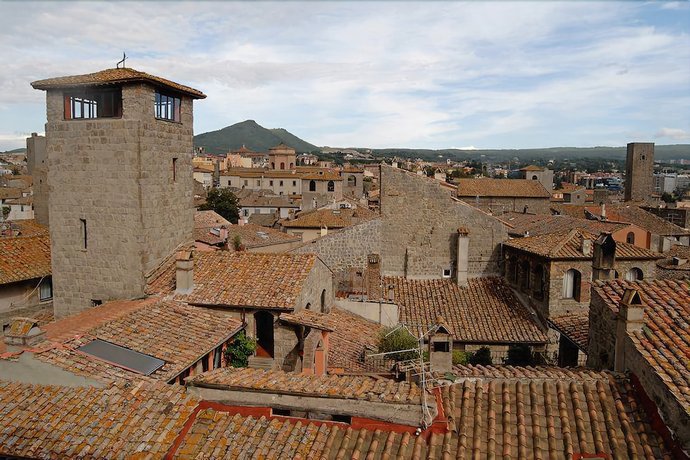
<box><xmin>456</xmin><ymin>227</ymin><xmax>470</xmax><ymax>287</ymax></box>
<box><xmin>581</xmin><ymin>238</ymin><xmax>592</xmax><ymax>257</ymax></box>
<box><xmin>175</xmin><ymin>250</ymin><xmax>194</xmax><ymax>294</ymax></box>
<box><xmin>592</xmin><ymin>233</ymin><xmax>616</xmax><ymax>281</ymax></box>
<box><xmin>614</xmin><ymin>288</ymin><xmax>645</xmax><ymax>372</ymax></box>
<box><xmin>366</xmin><ymin>254</ymin><xmax>382</xmax><ymax>300</ymax></box>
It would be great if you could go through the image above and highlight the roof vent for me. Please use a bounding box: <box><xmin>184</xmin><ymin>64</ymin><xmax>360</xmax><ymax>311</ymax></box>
<box><xmin>256</xmin><ymin>231</ymin><xmax>269</xmax><ymax>239</ymax></box>
<box><xmin>672</xmin><ymin>256</ymin><xmax>687</xmax><ymax>266</ymax></box>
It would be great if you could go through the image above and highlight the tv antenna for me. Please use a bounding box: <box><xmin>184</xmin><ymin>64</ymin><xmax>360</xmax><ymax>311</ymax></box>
<box><xmin>116</xmin><ymin>52</ymin><xmax>127</xmax><ymax>69</ymax></box>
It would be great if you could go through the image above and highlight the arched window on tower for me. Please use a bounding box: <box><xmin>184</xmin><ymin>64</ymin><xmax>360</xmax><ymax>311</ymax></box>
<box><xmin>280</xmin><ymin>162</ymin><xmax>285</xmax><ymax>170</ymax></box>
<box><xmin>327</xmin><ymin>181</ymin><xmax>334</xmax><ymax>192</ymax></box>
<box><xmin>309</xmin><ymin>180</ymin><xmax>316</xmax><ymax>192</ymax></box>
<box><xmin>347</xmin><ymin>175</ymin><xmax>357</xmax><ymax>187</ymax></box>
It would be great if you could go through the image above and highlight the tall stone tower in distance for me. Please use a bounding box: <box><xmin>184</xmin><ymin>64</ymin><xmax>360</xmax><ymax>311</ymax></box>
<box><xmin>31</xmin><ymin>67</ymin><xmax>206</xmax><ymax>318</ymax></box>
<box><xmin>624</xmin><ymin>142</ymin><xmax>654</xmax><ymax>202</ymax></box>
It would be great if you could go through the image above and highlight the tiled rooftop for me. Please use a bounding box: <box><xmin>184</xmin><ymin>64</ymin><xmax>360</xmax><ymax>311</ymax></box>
<box><xmin>451</xmin><ymin>364</ymin><xmax>603</xmax><ymax>380</ymax></box>
<box><xmin>549</xmin><ymin>312</ymin><xmax>590</xmax><ymax>352</ymax></box>
<box><xmin>194</xmin><ymin>210</ymin><xmax>231</xmax><ymax>228</ymax></box>
<box><xmin>324</xmin><ymin>308</ymin><xmax>388</xmax><ymax>373</ymax></box>
<box><xmin>503</xmin><ymin>228</ymin><xmax>661</xmax><ymax>260</ymax></box>
<box><xmin>0</xmin><ymin>380</ymin><xmax>198</xmax><ymax>459</ymax></box>
<box><xmin>0</xmin><ymin>219</ymin><xmax>48</xmax><ymax>238</ymax></box>
<box><xmin>593</xmin><ymin>278</ymin><xmax>690</xmax><ymax>414</ymax></box>
<box><xmin>228</xmin><ymin>224</ymin><xmax>300</xmax><ymax>248</ymax></box>
<box><xmin>146</xmin><ymin>251</ymin><xmax>317</xmax><ymax>310</ymax></box>
<box><xmin>31</xmin><ymin>66</ymin><xmax>206</xmax><ymax>98</ymax></box>
<box><xmin>172</xmin><ymin>408</ymin><xmax>426</xmax><ymax>459</ymax></box>
<box><xmin>388</xmin><ymin>277</ymin><xmax>548</xmax><ymax>344</ymax></box>
<box><xmin>499</xmin><ymin>211</ymin><xmax>629</xmax><ymax>237</ymax></box>
<box><xmin>440</xmin><ymin>371</ymin><xmax>672</xmax><ymax>458</ymax></box>
<box><xmin>456</xmin><ymin>178</ymin><xmax>551</xmax><ymax>198</ymax></box>
<box><xmin>603</xmin><ymin>204</ymin><xmax>690</xmax><ymax>236</ymax></box>
<box><xmin>279</xmin><ymin>309</ymin><xmax>335</xmax><ymax>331</ymax></box>
<box><xmin>281</xmin><ymin>207</ymin><xmax>375</xmax><ymax>229</ymax></box>
<box><xmin>0</xmin><ymin>187</ymin><xmax>22</xmax><ymax>200</ymax></box>
<box><xmin>188</xmin><ymin>367</ymin><xmax>422</xmax><ymax>404</ymax></box>
<box><xmin>34</xmin><ymin>297</ymin><xmax>242</xmax><ymax>383</ymax></box>
<box><xmin>0</xmin><ymin>232</ymin><xmax>51</xmax><ymax>285</ymax></box>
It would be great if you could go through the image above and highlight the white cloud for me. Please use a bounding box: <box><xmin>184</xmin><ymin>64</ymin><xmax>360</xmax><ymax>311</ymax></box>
<box><xmin>655</xmin><ymin>127</ymin><xmax>690</xmax><ymax>140</ymax></box>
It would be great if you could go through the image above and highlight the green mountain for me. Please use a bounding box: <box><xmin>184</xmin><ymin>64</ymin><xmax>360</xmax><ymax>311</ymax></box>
<box><xmin>194</xmin><ymin>120</ymin><xmax>318</xmax><ymax>155</ymax></box>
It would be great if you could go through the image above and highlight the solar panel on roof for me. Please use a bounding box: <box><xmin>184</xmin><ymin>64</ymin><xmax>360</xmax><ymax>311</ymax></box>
<box><xmin>77</xmin><ymin>339</ymin><xmax>165</xmax><ymax>375</ymax></box>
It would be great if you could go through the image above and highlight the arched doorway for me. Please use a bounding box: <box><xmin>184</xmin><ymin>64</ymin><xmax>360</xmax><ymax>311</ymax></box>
<box><xmin>254</xmin><ymin>311</ymin><xmax>274</xmax><ymax>358</ymax></box>
<box><xmin>625</xmin><ymin>267</ymin><xmax>643</xmax><ymax>281</ymax></box>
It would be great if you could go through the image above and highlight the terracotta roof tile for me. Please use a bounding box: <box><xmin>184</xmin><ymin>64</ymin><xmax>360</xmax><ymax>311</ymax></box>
<box><xmin>503</xmin><ymin>228</ymin><xmax>661</xmax><ymax>259</ymax></box>
<box><xmin>593</xmin><ymin>278</ymin><xmax>690</xmax><ymax>413</ymax></box>
<box><xmin>324</xmin><ymin>308</ymin><xmax>389</xmax><ymax>373</ymax></box>
<box><xmin>456</xmin><ymin>178</ymin><xmax>551</xmax><ymax>198</ymax></box>
<box><xmin>227</xmin><ymin>224</ymin><xmax>300</xmax><ymax>248</ymax></box>
<box><xmin>194</xmin><ymin>210</ymin><xmax>231</xmax><ymax>228</ymax></box>
<box><xmin>35</xmin><ymin>297</ymin><xmax>242</xmax><ymax>383</ymax></box>
<box><xmin>0</xmin><ymin>380</ymin><xmax>199</xmax><ymax>459</ymax></box>
<box><xmin>389</xmin><ymin>277</ymin><xmax>548</xmax><ymax>344</ymax></box>
<box><xmin>188</xmin><ymin>367</ymin><xmax>422</xmax><ymax>404</ymax></box>
<box><xmin>440</xmin><ymin>371</ymin><xmax>672</xmax><ymax>458</ymax></box>
<box><xmin>451</xmin><ymin>364</ymin><xmax>603</xmax><ymax>380</ymax></box>
<box><xmin>0</xmin><ymin>233</ymin><xmax>51</xmax><ymax>285</ymax></box>
<box><xmin>146</xmin><ymin>251</ymin><xmax>317</xmax><ymax>310</ymax></box>
<box><xmin>549</xmin><ymin>312</ymin><xmax>590</xmax><ymax>352</ymax></box>
<box><xmin>279</xmin><ymin>309</ymin><xmax>335</xmax><ymax>331</ymax></box>
<box><xmin>499</xmin><ymin>212</ymin><xmax>629</xmax><ymax>237</ymax></box>
<box><xmin>281</xmin><ymin>207</ymin><xmax>375</xmax><ymax>229</ymax></box>
<box><xmin>31</xmin><ymin>67</ymin><xmax>206</xmax><ymax>98</ymax></box>
<box><xmin>588</xmin><ymin>204</ymin><xmax>690</xmax><ymax>236</ymax></box>
<box><xmin>0</xmin><ymin>187</ymin><xmax>22</xmax><ymax>200</ymax></box>
<box><xmin>0</xmin><ymin>219</ymin><xmax>48</xmax><ymax>238</ymax></box>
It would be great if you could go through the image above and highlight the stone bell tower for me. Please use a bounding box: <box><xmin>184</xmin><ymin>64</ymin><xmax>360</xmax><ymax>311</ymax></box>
<box><xmin>31</xmin><ymin>67</ymin><xmax>206</xmax><ymax>317</ymax></box>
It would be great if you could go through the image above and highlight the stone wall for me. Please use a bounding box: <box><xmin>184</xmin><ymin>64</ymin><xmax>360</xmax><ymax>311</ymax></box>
<box><xmin>292</xmin><ymin>218</ymin><xmax>381</xmax><ymax>275</ymax></box>
<box><xmin>295</xmin><ymin>258</ymin><xmax>334</xmax><ymax>314</ymax></box>
<box><xmin>26</xmin><ymin>134</ymin><xmax>48</xmax><ymax>226</ymax></box>
<box><xmin>456</xmin><ymin>196</ymin><xmax>551</xmax><ymax>216</ymax></box>
<box><xmin>44</xmin><ymin>83</ymin><xmax>194</xmax><ymax>317</ymax></box>
<box><xmin>380</xmin><ymin>166</ymin><xmax>507</xmax><ymax>278</ymax></box>
<box><xmin>586</xmin><ymin>289</ymin><xmax>617</xmax><ymax>370</ymax></box>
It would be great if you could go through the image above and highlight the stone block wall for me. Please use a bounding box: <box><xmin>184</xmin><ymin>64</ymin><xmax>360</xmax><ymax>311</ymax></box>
<box><xmin>456</xmin><ymin>196</ymin><xmax>551</xmax><ymax>216</ymax></box>
<box><xmin>295</xmin><ymin>258</ymin><xmax>334</xmax><ymax>314</ymax></box>
<box><xmin>292</xmin><ymin>218</ymin><xmax>381</xmax><ymax>276</ymax></box>
<box><xmin>586</xmin><ymin>289</ymin><xmax>617</xmax><ymax>370</ymax></box>
<box><xmin>380</xmin><ymin>166</ymin><xmax>507</xmax><ymax>278</ymax></box>
<box><xmin>26</xmin><ymin>134</ymin><xmax>48</xmax><ymax>226</ymax></box>
<box><xmin>44</xmin><ymin>83</ymin><xmax>194</xmax><ymax>317</ymax></box>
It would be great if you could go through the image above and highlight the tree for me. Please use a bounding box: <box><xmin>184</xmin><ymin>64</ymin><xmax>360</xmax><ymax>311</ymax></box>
<box><xmin>223</xmin><ymin>331</ymin><xmax>257</xmax><ymax>367</ymax></box>
<box><xmin>468</xmin><ymin>347</ymin><xmax>493</xmax><ymax>366</ymax></box>
<box><xmin>378</xmin><ymin>326</ymin><xmax>419</xmax><ymax>362</ymax></box>
<box><xmin>199</xmin><ymin>188</ymin><xmax>240</xmax><ymax>223</ymax></box>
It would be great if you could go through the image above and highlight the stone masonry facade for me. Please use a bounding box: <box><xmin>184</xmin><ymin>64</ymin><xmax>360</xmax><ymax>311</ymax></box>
<box><xmin>292</xmin><ymin>218</ymin><xmax>382</xmax><ymax>276</ymax></box>
<box><xmin>44</xmin><ymin>83</ymin><xmax>194</xmax><ymax>317</ymax></box>
<box><xmin>26</xmin><ymin>133</ymin><xmax>48</xmax><ymax>226</ymax></box>
<box><xmin>380</xmin><ymin>166</ymin><xmax>507</xmax><ymax>278</ymax></box>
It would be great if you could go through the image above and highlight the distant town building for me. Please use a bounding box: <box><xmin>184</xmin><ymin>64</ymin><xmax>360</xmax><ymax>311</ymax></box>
<box><xmin>518</xmin><ymin>165</ymin><xmax>553</xmax><ymax>192</ymax></box>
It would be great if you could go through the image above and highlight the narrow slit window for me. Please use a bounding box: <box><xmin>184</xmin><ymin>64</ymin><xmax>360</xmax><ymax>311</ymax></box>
<box><xmin>80</xmin><ymin>218</ymin><xmax>87</xmax><ymax>249</ymax></box>
<box><xmin>172</xmin><ymin>158</ymin><xmax>178</xmax><ymax>182</ymax></box>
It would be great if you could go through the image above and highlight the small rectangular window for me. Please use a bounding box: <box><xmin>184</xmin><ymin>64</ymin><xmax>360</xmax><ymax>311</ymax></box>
<box><xmin>433</xmin><ymin>341</ymin><xmax>450</xmax><ymax>352</ymax></box>
<box><xmin>172</xmin><ymin>158</ymin><xmax>178</xmax><ymax>182</ymax></box>
<box><xmin>256</xmin><ymin>180</ymin><xmax>261</xmax><ymax>186</ymax></box>
<box><xmin>154</xmin><ymin>91</ymin><xmax>181</xmax><ymax>122</ymax></box>
<box><xmin>269</xmin><ymin>180</ymin><xmax>274</xmax><ymax>186</ymax></box>
<box><xmin>280</xmin><ymin>180</ymin><xmax>284</xmax><ymax>187</ymax></box>
<box><xmin>244</xmin><ymin>180</ymin><xmax>248</xmax><ymax>186</ymax></box>
<box><xmin>91</xmin><ymin>299</ymin><xmax>102</xmax><ymax>307</ymax></box>
<box><xmin>80</xmin><ymin>218</ymin><xmax>87</xmax><ymax>249</ymax></box>
<box><xmin>39</xmin><ymin>278</ymin><xmax>53</xmax><ymax>301</ymax></box>
<box><xmin>292</xmin><ymin>180</ymin><xmax>297</xmax><ymax>186</ymax></box>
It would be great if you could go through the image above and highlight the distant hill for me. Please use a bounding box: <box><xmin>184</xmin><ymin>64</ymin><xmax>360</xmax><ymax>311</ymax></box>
<box><xmin>194</xmin><ymin>120</ymin><xmax>318</xmax><ymax>155</ymax></box>
<box><xmin>368</xmin><ymin>145</ymin><xmax>690</xmax><ymax>162</ymax></box>
<box><xmin>0</xmin><ymin>148</ymin><xmax>27</xmax><ymax>155</ymax></box>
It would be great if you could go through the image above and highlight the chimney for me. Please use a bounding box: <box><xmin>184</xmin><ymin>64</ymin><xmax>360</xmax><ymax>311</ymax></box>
<box><xmin>456</xmin><ymin>227</ymin><xmax>470</xmax><ymax>287</ymax></box>
<box><xmin>614</xmin><ymin>288</ymin><xmax>645</xmax><ymax>372</ymax></box>
<box><xmin>320</xmin><ymin>225</ymin><xmax>328</xmax><ymax>237</ymax></box>
<box><xmin>366</xmin><ymin>254</ymin><xmax>382</xmax><ymax>300</ymax></box>
<box><xmin>175</xmin><ymin>250</ymin><xmax>194</xmax><ymax>294</ymax></box>
<box><xmin>592</xmin><ymin>233</ymin><xmax>616</xmax><ymax>280</ymax></box>
<box><xmin>581</xmin><ymin>238</ymin><xmax>592</xmax><ymax>257</ymax></box>
<box><xmin>600</xmin><ymin>203</ymin><xmax>606</xmax><ymax>220</ymax></box>
<box><xmin>219</xmin><ymin>225</ymin><xmax>229</xmax><ymax>241</ymax></box>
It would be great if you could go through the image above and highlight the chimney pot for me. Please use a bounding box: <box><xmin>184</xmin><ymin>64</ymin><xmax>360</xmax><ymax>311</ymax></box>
<box><xmin>175</xmin><ymin>250</ymin><xmax>194</xmax><ymax>294</ymax></box>
<box><xmin>582</xmin><ymin>238</ymin><xmax>592</xmax><ymax>256</ymax></box>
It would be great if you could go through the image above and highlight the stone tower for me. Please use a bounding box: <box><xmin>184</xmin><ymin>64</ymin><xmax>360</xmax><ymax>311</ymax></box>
<box><xmin>624</xmin><ymin>142</ymin><xmax>654</xmax><ymax>202</ymax></box>
<box><xmin>31</xmin><ymin>67</ymin><xmax>205</xmax><ymax>317</ymax></box>
<box><xmin>26</xmin><ymin>133</ymin><xmax>48</xmax><ymax>226</ymax></box>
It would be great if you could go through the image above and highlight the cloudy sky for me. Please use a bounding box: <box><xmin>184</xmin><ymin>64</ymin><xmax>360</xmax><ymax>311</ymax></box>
<box><xmin>0</xmin><ymin>1</ymin><xmax>688</xmax><ymax>151</ymax></box>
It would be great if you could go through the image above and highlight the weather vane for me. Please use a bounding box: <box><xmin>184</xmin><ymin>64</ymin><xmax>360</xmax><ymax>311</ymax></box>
<box><xmin>116</xmin><ymin>52</ymin><xmax>127</xmax><ymax>69</ymax></box>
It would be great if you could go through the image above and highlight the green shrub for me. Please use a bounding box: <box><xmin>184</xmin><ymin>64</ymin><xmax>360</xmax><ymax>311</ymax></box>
<box><xmin>468</xmin><ymin>346</ymin><xmax>493</xmax><ymax>366</ymax></box>
<box><xmin>378</xmin><ymin>326</ymin><xmax>419</xmax><ymax>362</ymax></box>
<box><xmin>223</xmin><ymin>331</ymin><xmax>257</xmax><ymax>368</ymax></box>
<box><xmin>452</xmin><ymin>350</ymin><xmax>470</xmax><ymax>366</ymax></box>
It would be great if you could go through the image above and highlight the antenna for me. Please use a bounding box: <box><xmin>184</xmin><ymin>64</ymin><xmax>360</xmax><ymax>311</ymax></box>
<box><xmin>116</xmin><ymin>52</ymin><xmax>127</xmax><ymax>69</ymax></box>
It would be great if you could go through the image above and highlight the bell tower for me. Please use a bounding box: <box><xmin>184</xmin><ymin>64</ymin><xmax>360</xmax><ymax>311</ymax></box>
<box><xmin>32</xmin><ymin>67</ymin><xmax>206</xmax><ymax>317</ymax></box>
